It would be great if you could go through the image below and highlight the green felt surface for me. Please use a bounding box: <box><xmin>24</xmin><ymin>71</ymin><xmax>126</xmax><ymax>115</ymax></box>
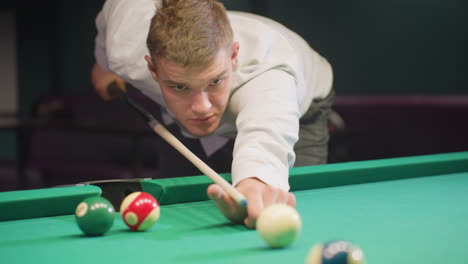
<box><xmin>1</xmin><ymin>171</ymin><xmax>467</xmax><ymax>264</ymax></box>
<box><xmin>0</xmin><ymin>185</ymin><xmax>102</xmax><ymax>221</ymax></box>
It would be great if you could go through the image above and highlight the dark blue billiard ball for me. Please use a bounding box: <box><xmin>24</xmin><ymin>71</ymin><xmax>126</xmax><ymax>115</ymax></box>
<box><xmin>306</xmin><ymin>240</ymin><xmax>365</xmax><ymax>264</ymax></box>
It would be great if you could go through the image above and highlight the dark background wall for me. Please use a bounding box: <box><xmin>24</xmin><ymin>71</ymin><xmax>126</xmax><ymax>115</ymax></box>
<box><xmin>12</xmin><ymin>0</ymin><xmax>468</xmax><ymax>112</ymax></box>
<box><xmin>257</xmin><ymin>0</ymin><xmax>468</xmax><ymax>95</ymax></box>
<box><xmin>1</xmin><ymin>0</ymin><xmax>467</xmax><ymax>160</ymax></box>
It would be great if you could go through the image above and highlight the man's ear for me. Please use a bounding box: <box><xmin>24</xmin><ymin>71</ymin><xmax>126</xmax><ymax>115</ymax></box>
<box><xmin>145</xmin><ymin>55</ymin><xmax>158</xmax><ymax>81</ymax></box>
<box><xmin>231</xmin><ymin>42</ymin><xmax>240</xmax><ymax>67</ymax></box>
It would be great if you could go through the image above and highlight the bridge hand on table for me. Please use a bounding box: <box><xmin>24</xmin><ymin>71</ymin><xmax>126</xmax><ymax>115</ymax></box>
<box><xmin>207</xmin><ymin>177</ymin><xmax>296</xmax><ymax>229</ymax></box>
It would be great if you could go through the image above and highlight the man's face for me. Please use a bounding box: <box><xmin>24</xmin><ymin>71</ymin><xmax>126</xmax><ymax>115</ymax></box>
<box><xmin>145</xmin><ymin>43</ymin><xmax>239</xmax><ymax>137</ymax></box>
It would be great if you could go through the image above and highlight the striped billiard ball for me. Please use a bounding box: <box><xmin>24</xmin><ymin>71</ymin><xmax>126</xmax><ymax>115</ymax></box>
<box><xmin>120</xmin><ymin>192</ymin><xmax>160</xmax><ymax>231</ymax></box>
<box><xmin>75</xmin><ymin>196</ymin><xmax>115</xmax><ymax>236</ymax></box>
<box><xmin>306</xmin><ymin>240</ymin><xmax>365</xmax><ymax>264</ymax></box>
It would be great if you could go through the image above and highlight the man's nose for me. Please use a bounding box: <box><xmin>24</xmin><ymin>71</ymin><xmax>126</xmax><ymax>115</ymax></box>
<box><xmin>191</xmin><ymin>91</ymin><xmax>212</xmax><ymax>114</ymax></box>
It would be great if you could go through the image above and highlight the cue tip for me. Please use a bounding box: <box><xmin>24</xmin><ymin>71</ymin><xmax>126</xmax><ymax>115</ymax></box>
<box><xmin>239</xmin><ymin>198</ymin><xmax>248</xmax><ymax>208</ymax></box>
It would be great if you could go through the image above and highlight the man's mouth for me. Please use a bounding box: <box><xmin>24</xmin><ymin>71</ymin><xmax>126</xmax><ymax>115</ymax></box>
<box><xmin>189</xmin><ymin>115</ymin><xmax>215</xmax><ymax>124</ymax></box>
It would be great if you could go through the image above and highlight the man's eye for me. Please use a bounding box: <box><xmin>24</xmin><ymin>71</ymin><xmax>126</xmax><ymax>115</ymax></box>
<box><xmin>171</xmin><ymin>85</ymin><xmax>187</xmax><ymax>91</ymax></box>
<box><xmin>210</xmin><ymin>78</ymin><xmax>223</xmax><ymax>86</ymax></box>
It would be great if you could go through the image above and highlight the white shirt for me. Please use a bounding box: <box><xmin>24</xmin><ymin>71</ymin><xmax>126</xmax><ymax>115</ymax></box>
<box><xmin>95</xmin><ymin>0</ymin><xmax>333</xmax><ymax>190</ymax></box>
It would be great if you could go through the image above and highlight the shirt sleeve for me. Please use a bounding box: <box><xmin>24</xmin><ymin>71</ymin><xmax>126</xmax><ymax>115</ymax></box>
<box><xmin>93</xmin><ymin>0</ymin><xmax>165</xmax><ymax>105</ymax></box>
<box><xmin>93</xmin><ymin>0</ymin><xmax>156</xmax><ymax>77</ymax></box>
<box><xmin>94</xmin><ymin>1</ymin><xmax>110</xmax><ymax>71</ymax></box>
<box><xmin>229</xmin><ymin>69</ymin><xmax>301</xmax><ymax>191</ymax></box>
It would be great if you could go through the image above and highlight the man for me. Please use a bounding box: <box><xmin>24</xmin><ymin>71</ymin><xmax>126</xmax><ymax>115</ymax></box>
<box><xmin>92</xmin><ymin>0</ymin><xmax>333</xmax><ymax>228</ymax></box>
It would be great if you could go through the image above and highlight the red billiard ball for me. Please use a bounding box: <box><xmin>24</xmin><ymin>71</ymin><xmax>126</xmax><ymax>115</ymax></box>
<box><xmin>120</xmin><ymin>192</ymin><xmax>160</xmax><ymax>231</ymax></box>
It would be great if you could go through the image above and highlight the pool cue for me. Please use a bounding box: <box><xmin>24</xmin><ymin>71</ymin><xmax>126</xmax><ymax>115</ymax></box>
<box><xmin>107</xmin><ymin>82</ymin><xmax>248</xmax><ymax>207</ymax></box>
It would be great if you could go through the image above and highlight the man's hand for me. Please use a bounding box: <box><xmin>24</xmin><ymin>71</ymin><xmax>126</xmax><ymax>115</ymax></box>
<box><xmin>207</xmin><ymin>178</ymin><xmax>296</xmax><ymax>229</ymax></box>
<box><xmin>91</xmin><ymin>63</ymin><xmax>126</xmax><ymax>100</ymax></box>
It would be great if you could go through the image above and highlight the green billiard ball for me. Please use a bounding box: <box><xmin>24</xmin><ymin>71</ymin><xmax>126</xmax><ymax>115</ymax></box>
<box><xmin>75</xmin><ymin>196</ymin><xmax>115</xmax><ymax>236</ymax></box>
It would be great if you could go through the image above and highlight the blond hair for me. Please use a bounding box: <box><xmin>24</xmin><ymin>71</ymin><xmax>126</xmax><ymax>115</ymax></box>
<box><xmin>146</xmin><ymin>0</ymin><xmax>233</xmax><ymax>69</ymax></box>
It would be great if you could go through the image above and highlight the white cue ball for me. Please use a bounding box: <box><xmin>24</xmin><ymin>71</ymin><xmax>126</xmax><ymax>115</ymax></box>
<box><xmin>256</xmin><ymin>203</ymin><xmax>302</xmax><ymax>248</ymax></box>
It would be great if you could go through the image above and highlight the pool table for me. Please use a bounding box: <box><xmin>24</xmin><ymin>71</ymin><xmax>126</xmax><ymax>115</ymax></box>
<box><xmin>1</xmin><ymin>151</ymin><xmax>468</xmax><ymax>264</ymax></box>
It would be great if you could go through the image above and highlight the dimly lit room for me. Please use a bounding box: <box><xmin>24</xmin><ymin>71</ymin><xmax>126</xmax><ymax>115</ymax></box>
<box><xmin>1</xmin><ymin>0</ymin><xmax>467</xmax><ymax>262</ymax></box>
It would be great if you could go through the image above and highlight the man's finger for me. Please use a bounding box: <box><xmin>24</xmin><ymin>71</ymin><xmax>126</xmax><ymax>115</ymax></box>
<box><xmin>262</xmin><ymin>186</ymin><xmax>279</xmax><ymax>205</ymax></box>
<box><xmin>207</xmin><ymin>184</ymin><xmax>245</xmax><ymax>224</ymax></box>
<box><xmin>273</xmin><ymin>190</ymin><xmax>289</xmax><ymax>205</ymax></box>
<box><xmin>244</xmin><ymin>188</ymin><xmax>264</xmax><ymax>229</ymax></box>
<box><xmin>207</xmin><ymin>184</ymin><xmax>233</xmax><ymax>213</ymax></box>
<box><xmin>207</xmin><ymin>184</ymin><xmax>224</xmax><ymax>201</ymax></box>
<box><xmin>207</xmin><ymin>184</ymin><xmax>231</xmax><ymax>214</ymax></box>
<box><xmin>287</xmin><ymin>193</ymin><xmax>296</xmax><ymax>207</ymax></box>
